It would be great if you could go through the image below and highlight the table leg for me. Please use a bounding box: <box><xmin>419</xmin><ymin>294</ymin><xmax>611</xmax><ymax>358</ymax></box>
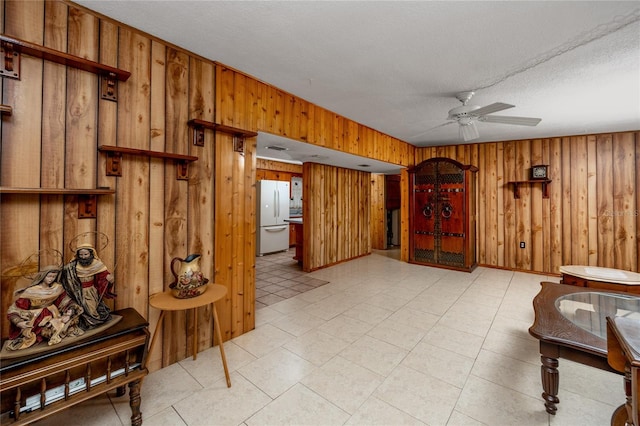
<box><xmin>193</xmin><ymin>308</ymin><xmax>198</xmax><ymax>361</ymax></box>
<box><xmin>541</xmin><ymin>355</ymin><xmax>560</xmax><ymax>415</ymax></box>
<box><xmin>144</xmin><ymin>310</ymin><xmax>166</xmax><ymax>369</ymax></box>
<box><xmin>620</xmin><ymin>366</ymin><xmax>634</xmax><ymax>426</ymax></box>
<box><xmin>116</xmin><ymin>385</ymin><xmax>126</xmax><ymax>397</ymax></box>
<box><xmin>211</xmin><ymin>302</ymin><xmax>231</xmax><ymax>387</ymax></box>
<box><xmin>128</xmin><ymin>378</ymin><xmax>143</xmax><ymax>426</ymax></box>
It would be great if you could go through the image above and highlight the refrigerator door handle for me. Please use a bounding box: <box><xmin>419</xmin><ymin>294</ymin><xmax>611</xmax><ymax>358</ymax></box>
<box><xmin>265</xmin><ymin>226</ymin><xmax>288</xmax><ymax>232</ymax></box>
<box><xmin>273</xmin><ymin>190</ymin><xmax>277</xmax><ymax>218</ymax></box>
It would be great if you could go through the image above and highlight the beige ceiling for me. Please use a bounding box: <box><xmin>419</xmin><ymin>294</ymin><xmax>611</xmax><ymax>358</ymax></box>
<box><xmin>75</xmin><ymin>1</ymin><xmax>640</xmax><ymax>173</ymax></box>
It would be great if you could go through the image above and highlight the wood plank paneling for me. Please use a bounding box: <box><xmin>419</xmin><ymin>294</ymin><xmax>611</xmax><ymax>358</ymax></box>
<box><xmin>503</xmin><ymin>141</ymin><xmax>516</xmax><ymax>270</ymax></box>
<box><xmin>64</xmin><ymin>6</ymin><xmax>99</xmax><ymax>259</ymax></box>
<box><xmin>587</xmin><ymin>135</ymin><xmax>598</xmax><ymax>266</ymax></box>
<box><xmin>188</xmin><ymin>57</ymin><xmax>215</xmax><ymax>354</ymax></box>
<box><xmin>163</xmin><ymin>46</ymin><xmax>190</xmax><ymax>364</ymax></box>
<box><xmin>146</xmin><ymin>40</ymin><xmax>167</xmax><ymax>371</ymax></box>
<box><xmin>40</xmin><ymin>0</ymin><xmax>68</xmax><ymax>268</ymax></box>
<box><xmin>548</xmin><ymin>138</ymin><xmax>563</xmax><ymax>273</ymax></box>
<box><xmin>637</xmin><ymin>132</ymin><xmax>640</xmax><ymax>272</ymax></box>
<box><xmin>96</xmin><ymin>18</ymin><xmax>119</xmax><ymax>313</ymax></box>
<box><xmin>243</xmin><ymin>139</ymin><xmax>257</xmax><ymax>331</ymax></box>
<box><xmin>301</xmin><ymin>163</ymin><xmax>371</xmax><ymax>271</ymax></box>
<box><xmin>256</xmin><ymin>158</ymin><xmax>303</xmax><ymax>175</ymax></box>
<box><xmin>0</xmin><ymin>0</ymin><xmax>45</xmax><ymax>338</ymax></box>
<box><xmin>612</xmin><ymin>132</ymin><xmax>637</xmax><ymax>271</ymax></box>
<box><xmin>417</xmin><ymin>132</ymin><xmax>639</xmax><ymax>274</ymax></box>
<box><xmin>569</xmin><ymin>136</ymin><xmax>589</xmax><ymax>265</ymax></box>
<box><xmin>530</xmin><ymin>139</ymin><xmax>544</xmax><ymax>272</ymax></box>
<box><xmin>370</xmin><ymin>174</ymin><xmax>386</xmax><ymax>250</ymax></box>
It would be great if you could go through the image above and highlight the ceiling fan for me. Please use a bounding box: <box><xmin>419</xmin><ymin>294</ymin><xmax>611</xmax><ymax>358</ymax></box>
<box><xmin>437</xmin><ymin>91</ymin><xmax>542</xmax><ymax>142</ymax></box>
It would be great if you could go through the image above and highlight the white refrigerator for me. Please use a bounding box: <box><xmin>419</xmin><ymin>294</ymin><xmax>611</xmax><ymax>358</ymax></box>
<box><xmin>256</xmin><ymin>180</ymin><xmax>290</xmax><ymax>256</ymax></box>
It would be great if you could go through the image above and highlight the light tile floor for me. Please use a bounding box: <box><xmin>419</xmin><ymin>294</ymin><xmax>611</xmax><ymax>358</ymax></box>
<box><xmin>36</xmin><ymin>250</ymin><xmax>622</xmax><ymax>426</ymax></box>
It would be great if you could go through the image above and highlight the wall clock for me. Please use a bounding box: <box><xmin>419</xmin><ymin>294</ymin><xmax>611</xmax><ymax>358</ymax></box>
<box><xmin>530</xmin><ymin>165</ymin><xmax>548</xmax><ymax>180</ymax></box>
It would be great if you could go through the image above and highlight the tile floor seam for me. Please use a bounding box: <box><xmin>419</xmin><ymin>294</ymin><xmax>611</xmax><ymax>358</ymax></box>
<box><xmin>443</xmin><ymin>271</ymin><xmax>515</xmax><ymax>420</ymax></box>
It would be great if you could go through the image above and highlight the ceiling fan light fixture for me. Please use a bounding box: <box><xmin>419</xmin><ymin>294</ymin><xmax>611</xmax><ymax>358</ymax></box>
<box><xmin>459</xmin><ymin>121</ymin><xmax>479</xmax><ymax>141</ymax></box>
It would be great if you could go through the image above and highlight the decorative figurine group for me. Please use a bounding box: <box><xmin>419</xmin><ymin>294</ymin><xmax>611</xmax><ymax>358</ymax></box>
<box><xmin>5</xmin><ymin>244</ymin><xmax>116</xmax><ymax>351</ymax></box>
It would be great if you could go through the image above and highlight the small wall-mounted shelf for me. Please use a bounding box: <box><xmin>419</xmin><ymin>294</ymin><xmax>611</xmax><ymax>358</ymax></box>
<box><xmin>0</xmin><ymin>187</ymin><xmax>115</xmax><ymax>218</ymax></box>
<box><xmin>0</xmin><ymin>104</ymin><xmax>12</xmax><ymax>115</ymax></box>
<box><xmin>187</xmin><ymin>119</ymin><xmax>258</xmax><ymax>152</ymax></box>
<box><xmin>0</xmin><ymin>34</ymin><xmax>130</xmax><ymax>101</ymax></box>
<box><xmin>507</xmin><ymin>180</ymin><xmax>552</xmax><ymax>199</ymax></box>
<box><xmin>98</xmin><ymin>145</ymin><xmax>198</xmax><ymax>180</ymax></box>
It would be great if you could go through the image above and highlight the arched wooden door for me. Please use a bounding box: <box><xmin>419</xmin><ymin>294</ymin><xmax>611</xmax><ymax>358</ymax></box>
<box><xmin>408</xmin><ymin>158</ymin><xmax>477</xmax><ymax>272</ymax></box>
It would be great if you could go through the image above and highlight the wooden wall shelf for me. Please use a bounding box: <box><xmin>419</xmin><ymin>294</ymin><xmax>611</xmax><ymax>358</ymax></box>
<box><xmin>0</xmin><ymin>34</ymin><xmax>130</xmax><ymax>101</ymax></box>
<box><xmin>187</xmin><ymin>119</ymin><xmax>258</xmax><ymax>149</ymax></box>
<box><xmin>0</xmin><ymin>187</ymin><xmax>115</xmax><ymax>219</ymax></box>
<box><xmin>98</xmin><ymin>145</ymin><xmax>198</xmax><ymax>180</ymax></box>
<box><xmin>507</xmin><ymin>180</ymin><xmax>552</xmax><ymax>199</ymax></box>
<box><xmin>0</xmin><ymin>187</ymin><xmax>114</xmax><ymax>195</ymax></box>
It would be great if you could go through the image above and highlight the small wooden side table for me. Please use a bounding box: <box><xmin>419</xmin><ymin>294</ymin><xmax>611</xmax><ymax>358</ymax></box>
<box><xmin>148</xmin><ymin>283</ymin><xmax>231</xmax><ymax>387</ymax></box>
<box><xmin>607</xmin><ymin>316</ymin><xmax>640</xmax><ymax>426</ymax></box>
<box><xmin>560</xmin><ymin>265</ymin><xmax>640</xmax><ymax>294</ymax></box>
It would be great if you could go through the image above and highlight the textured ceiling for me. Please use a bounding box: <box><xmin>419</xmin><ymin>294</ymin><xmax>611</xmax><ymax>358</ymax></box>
<box><xmin>75</xmin><ymin>1</ymin><xmax>640</xmax><ymax>173</ymax></box>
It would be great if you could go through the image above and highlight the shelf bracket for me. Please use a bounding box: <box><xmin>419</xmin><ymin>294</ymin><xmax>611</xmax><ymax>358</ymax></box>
<box><xmin>100</xmin><ymin>72</ymin><xmax>118</xmax><ymax>101</ymax></box>
<box><xmin>78</xmin><ymin>195</ymin><xmax>97</xmax><ymax>219</ymax></box>
<box><xmin>190</xmin><ymin>123</ymin><xmax>206</xmax><ymax>147</ymax></box>
<box><xmin>187</xmin><ymin>119</ymin><xmax>257</xmax><ymax>153</ymax></box>
<box><xmin>176</xmin><ymin>161</ymin><xmax>189</xmax><ymax>180</ymax></box>
<box><xmin>0</xmin><ymin>40</ymin><xmax>20</xmax><ymax>79</ymax></box>
<box><xmin>508</xmin><ymin>180</ymin><xmax>551</xmax><ymax>199</ymax></box>
<box><xmin>233</xmin><ymin>135</ymin><xmax>245</xmax><ymax>155</ymax></box>
<box><xmin>511</xmin><ymin>182</ymin><xmax>521</xmax><ymax>199</ymax></box>
<box><xmin>105</xmin><ymin>151</ymin><xmax>123</xmax><ymax>177</ymax></box>
<box><xmin>0</xmin><ymin>104</ymin><xmax>12</xmax><ymax>115</ymax></box>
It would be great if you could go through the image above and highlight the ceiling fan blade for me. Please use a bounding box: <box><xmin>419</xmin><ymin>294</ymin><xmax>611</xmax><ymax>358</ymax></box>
<box><xmin>410</xmin><ymin>121</ymin><xmax>456</xmax><ymax>139</ymax></box>
<box><xmin>479</xmin><ymin>115</ymin><xmax>542</xmax><ymax>126</ymax></box>
<box><xmin>471</xmin><ymin>102</ymin><xmax>514</xmax><ymax>117</ymax></box>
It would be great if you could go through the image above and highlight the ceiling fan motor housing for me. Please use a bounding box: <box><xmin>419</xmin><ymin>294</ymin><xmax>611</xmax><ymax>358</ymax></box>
<box><xmin>448</xmin><ymin>104</ymin><xmax>481</xmax><ymax>121</ymax></box>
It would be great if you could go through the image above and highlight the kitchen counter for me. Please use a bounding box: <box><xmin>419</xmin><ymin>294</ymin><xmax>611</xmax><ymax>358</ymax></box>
<box><xmin>285</xmin><ymin>219</ymin><xmax>303</xmax><ymax>265</ymax></box>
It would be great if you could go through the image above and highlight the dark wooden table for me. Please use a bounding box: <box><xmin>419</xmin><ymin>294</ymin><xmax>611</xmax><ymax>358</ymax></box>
<box><xmin>607</xmin><ymin>316</ymin><xmax>640</xmax><ymax>426</ymax></box>
<box><xmin>529</xmin><ymin>282</ymin><xmax>640</xmax><ymax>415</ymax></box>
<box><xmin>1</xmin><ymin>308</ymin><xmax>149</xmax><ymax>425</ymax></box>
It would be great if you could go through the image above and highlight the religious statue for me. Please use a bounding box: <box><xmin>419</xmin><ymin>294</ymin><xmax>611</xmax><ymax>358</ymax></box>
<box><xmin>6</xmin><ymin>266</ymin><xmax>85</xmax><ymax>350</ymax></box>
<box><xmin>61</xmin><ymin>243</ymin><xmax>117</xmax><ymax>330</ymax></box>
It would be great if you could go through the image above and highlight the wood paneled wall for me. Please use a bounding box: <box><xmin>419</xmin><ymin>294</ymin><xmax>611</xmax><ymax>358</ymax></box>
<box><xmin>215</xmin><ymin>66</ymin><xmax>414</xmax><ymax>168</ymax></box>
<box><xmin>0</xmin><ymin>0</ymin><xmax>415</xmax><ymax>371</ymax></box>
<box><xmin>256</xmin><ymin>158</ymin><xmax>302</xmax><ymax>182</ymax></box>
<box><xmin>414</xmin><ymin>132</ymin><xmax>640</xmax><ymax>274</ymax></box>
<box><xmin>302</xmin><ymin>163</ymin><xmax>371</xmax><ymax>271</ymax></box>
<box><xmin>256</xmin><ymin>158</ymin><xmax>303</xmax><ymax>175</ymax></box>
<box><xmin>370</xmin><ymin>174</ymin><xmax>387</xmax><ymax>250</ymax></box>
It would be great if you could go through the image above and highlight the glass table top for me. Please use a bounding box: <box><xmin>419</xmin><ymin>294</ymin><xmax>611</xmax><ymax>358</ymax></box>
<box><xmin>556</xmin><ymin>291</ymin><xmax>640</xmax><ymax>339</ymax></box>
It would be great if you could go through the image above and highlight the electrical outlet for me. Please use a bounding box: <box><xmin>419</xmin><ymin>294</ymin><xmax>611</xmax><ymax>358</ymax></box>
<box><xmin>520</xmin><ymin>242</ymin><xmax>525</xmax><ymax>249</ymax></box>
